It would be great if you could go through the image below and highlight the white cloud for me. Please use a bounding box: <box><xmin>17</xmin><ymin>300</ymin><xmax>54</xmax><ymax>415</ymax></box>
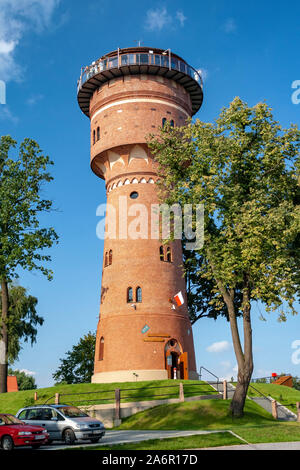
<box><xmin>26</xmin><ymin>93</ymin><xmax>44</xmax><ymax>106</ymax></box>
<box><xmin>223</xmin><ymin>17</ymin><xmax>237</xmax><ymax>34</ymax></box>
<box><xmin>144</xmin><ymin>7</ymin><xmax>187</xmax><ymax>32</ymax></box>
<box><xmin>176</xmin><ymin>10</ymin><xmax>186</xmax><ymax>27</ymax></box>
<box><xmin>144</xmin><ymin>7</ymin><xmax>172</xmax><ymax>32</ymax></box>
<box><xmin>19</xmin><ymin>368</ymin><xmax>36</xmax><ymax>376</ymax></box>
<box><xmin>197</xmin><ymin>68</ymin><xmax>208</xmax><ymax>83</ymax></box>
<box><xmin>206</xmin><ymin>340</ymin><xmax>231</xmax><ymax>353</ymax></box>
<box><xmin>0</xmin><ymin>105</ymin><xmax>19</xmax><ymax>124</ymax></box>
<box><xmin>0</xmin><ymin>0</ymin><xmax>60</xmax><ymax>82</ymax></box>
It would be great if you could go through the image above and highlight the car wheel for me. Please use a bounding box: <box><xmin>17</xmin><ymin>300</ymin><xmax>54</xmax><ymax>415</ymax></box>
<box><xmin>1</xmin><ymin>435</ymin><xmax>14</xmax><ymax>451</ymax></box>
<box><xmin>90</xmin><ymin>437</ymin><xmax>100</xmax><ymax>443</ymax></box>
<box><xmin>63</xmin><ymin>429</ymin><xmax>76</xmax><ymax>445</ymax></box>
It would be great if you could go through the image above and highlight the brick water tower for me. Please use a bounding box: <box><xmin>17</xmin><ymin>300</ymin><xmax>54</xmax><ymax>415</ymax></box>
<box><xmin>77</xmin><ymin>47</ymin><xmax>203</xmax><ymax>383</ymax></box>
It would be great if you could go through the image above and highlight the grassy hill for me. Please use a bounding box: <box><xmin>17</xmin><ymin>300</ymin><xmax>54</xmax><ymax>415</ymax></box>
<box><xmin>0</xmin><ymin>379</ymin><xmax>215</xmax><ymax>415</ymax></box>
<box><xmin>78</xmin><ymin>398</ymin><xmax>300</xmax><ymax>449</ymax></box>
<box><xmin>248</xmin><ymin>383</ymin><xmax>300</xmax><ymax>414</ymax></box>
<box><xmin>116</xmin><ymin>397</ymin><xmax>275</xmax><ymax>430</ymax></box>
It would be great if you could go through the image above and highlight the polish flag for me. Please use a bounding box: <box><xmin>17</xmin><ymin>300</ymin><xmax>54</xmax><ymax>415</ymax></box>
<box><xmin>174</xmin><ymin>291</ymin><xmax>184</xmax><ymax>306</ymax></box>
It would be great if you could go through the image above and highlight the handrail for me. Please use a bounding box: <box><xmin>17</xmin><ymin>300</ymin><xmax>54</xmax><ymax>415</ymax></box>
<box><xmin>199</xmin><ymin>366</ymin><xmax>219</xmax><ymax>383</ymax></box>
<box><xmin>248</xmin><ymin>383</ymin><xmax>273</xmax><ymax>402</ymax></box>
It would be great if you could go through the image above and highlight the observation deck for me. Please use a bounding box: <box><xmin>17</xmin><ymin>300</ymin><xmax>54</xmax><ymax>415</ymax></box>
<box><xmin>77</xmin><ymin>47</ymin><xmax>203</xmax><ymax>117</ymax></box>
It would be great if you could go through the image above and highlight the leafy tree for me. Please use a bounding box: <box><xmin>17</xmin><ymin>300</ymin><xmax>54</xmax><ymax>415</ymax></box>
<box><xmin>149</xmin><ymin>98</ymin><xmax>300</xmax><ymax>417</ymax></box>
<box><xmin>0</xmin><ymin>136</ymin><xmax>58</xmax><ymax>393</ymax></box>
<box><xmin>53</xmin><ymin>332</ymin><xmax>96</xmax><ymax>384</ymax></box>
<box><xmin>8</xmin><ymin>367</ymin><xmax>37</xmax><ymax>390</ymax></box>
<box><xmin>0</xmin><ymin>284</ymin><xmax>44</xmax><ymax>364</ymax></box>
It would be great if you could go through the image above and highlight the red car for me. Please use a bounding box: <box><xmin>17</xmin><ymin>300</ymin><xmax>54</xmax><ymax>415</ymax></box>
<box><xmin>0</xmin><ymin>413</ymin><xmax>49</xmax><ymax>450</ymax></box>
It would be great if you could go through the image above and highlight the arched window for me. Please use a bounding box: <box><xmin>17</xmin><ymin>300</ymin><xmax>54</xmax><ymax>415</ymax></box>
<box><xmin>162</xmin><ymin>117</ymin><xmax>167</xmax><ymax>127</ymax></box>
<box><xmin>127</xmin><ymin>287</ymin><xmax>133</xmax><ymax>303</ymax></box>
<box><xmin>170</xmin><ymin>120</ymin><xmax>174</xmax><ymax>127</ymax></box>
<box><xmin>109</xmin><ymin>249</ymin><xmax>112</xmax><ymax>265</ymax></box>
<box><xmin>104</xmin><ymin>252</ymin><xmax>108</xmax><ymax>267</ymax></box>
<box><xmin>159</xmin><ymin>246</ymin><xmax>164</xmax><ymax>261</ymax></box>
<box><xmin>99</xmin><ymin>337</ymin><xmax>104</xmax><ymax>361</ymax></box>
<box><xmin>136</xmin><ymin>287</ymin><xmax>142</xmax><ymax>303</ymax></box>
<box><xmin>93</xmin><ymin>130</ymin><xmax>96</xmax><ymax>145</ymax></box>
<box><xmin>97</xmin><ymin>126</ymin><xmax>100</xmax><ymax>141</ymax></box>
<box><xmin>166</xmin><ymin>246</ymin><xmax>172</xmax><ymax>262</ymax></box>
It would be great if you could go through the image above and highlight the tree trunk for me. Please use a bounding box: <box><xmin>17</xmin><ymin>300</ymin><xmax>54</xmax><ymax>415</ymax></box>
<box><xmin>230</xmin><ymin>280</ymin><xmax>253</xmax><ymax>417</ymax></box>
<box><xmin>230</xmin><ymin>366</ymin><xmax>253</xmax><ymax>417</ymax></box>
<box><xmin>0</xmin><ymin>279</ymin><xmax>9</xmax><ymax>393</ymax></box>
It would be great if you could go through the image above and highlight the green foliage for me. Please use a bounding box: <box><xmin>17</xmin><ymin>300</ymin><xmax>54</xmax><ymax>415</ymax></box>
<box><xmin>0</xmin><ymin>284</ymin><xmax>44</xmax><ymax>363</ymax></box>
<box><xmin>149</xmin><ymin>97</ymin><xmax>300</xmax><ymax>320</ymax></box>
<box><xmin>53</xmin><ymin>332</ymin><xmax>96</xmax><ymax>384</ymax></box>
<box><xmin>149</xmin><ymin>97</ymin><xmax>300</xmax><ymax>415</ymax></box>
<box><xmin>8</xmin><ymin>367</ymin><xmax>37</xmax><ymax>390</ymax></box>
<box><xmin>0</xmin><ymin>135</ymin><xmax>58</xmax><ymax>392</ymax></box>
<box><xmin>0</xmin><ymin>135</ymin><xmax>59</xmax><ymax>283</ymax></box>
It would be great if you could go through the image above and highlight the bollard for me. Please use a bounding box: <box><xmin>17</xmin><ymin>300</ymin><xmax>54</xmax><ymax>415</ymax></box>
<box><xmin>55</xmin><ymin>393</ymin><xmax>60</xmax><ymax>405</ymax></box>
<box><xmin>114</xmin><ymin>388</ymin><xmax>121</xmax><ymax>426</ymax></box>
<box><xmin>34</xmin><ymin>392</ymin><xmax>38</xmax><ymax>401</ymax></box>
<box><xmin>223</xmin><ymin>380</ymin><xmax>228</xmax><ymax>400</ymax></box>
<box><xmin>271</xmin><ymin>399</ymin><xmax>278</xmax><ymax>419</ymax></box>
<box><xmin>179</xmin><ymin>382</ymin><xmax>184</xmax><ymax>402</ymax></box>
<box><xmin>297</xmin><ymin>402</ymin><xmax>300</xmax><ymax>423</ymax></box>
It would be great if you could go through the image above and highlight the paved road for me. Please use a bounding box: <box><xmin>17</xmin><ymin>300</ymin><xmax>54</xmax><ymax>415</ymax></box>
<box><xmin>39</xmin><ymin>430</ymin><xmax>222</xmax><ymax>450</ymax></box>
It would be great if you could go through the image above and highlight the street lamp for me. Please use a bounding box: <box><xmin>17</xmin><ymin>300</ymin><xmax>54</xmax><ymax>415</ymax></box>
<box><xmin>162</xmin><ymin>48</ymin><xmax>171</xmax><ymax>70</ymax></box>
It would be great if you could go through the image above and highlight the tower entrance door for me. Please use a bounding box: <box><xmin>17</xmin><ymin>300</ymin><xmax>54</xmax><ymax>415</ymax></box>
<box><xmin>165</xmin><ymin>339</ymin><xmax>188</xmax><ymax>380</ymax></box>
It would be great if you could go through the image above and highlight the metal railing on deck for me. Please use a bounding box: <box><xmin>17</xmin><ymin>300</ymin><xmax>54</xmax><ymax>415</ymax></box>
<box><xmin>77</xmin><ymin>51</ymin><xmax>203</xmax><ymax>92</ymax></box>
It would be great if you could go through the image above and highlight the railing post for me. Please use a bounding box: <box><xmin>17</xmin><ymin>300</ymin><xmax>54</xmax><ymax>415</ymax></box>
<box><xmin>179</xmin><ymin>382</ymin><xmax>184</xmax><ymax>402</ymax></box>
<box><xmin>272</xmin><ymin>399</ymin><xmax>278</xmax><ymax>419</ymax></box>
<box><xmin>297</xmin><ymin>402</ymin><xmax>300</xmax><ymax>422</ymax></box>
<box><xmin>223</xmin><ymin>380</ymin><xmax>228</xmax><ymax>400</ymax></box>
<box><xmin>55</xmin><ymin>393</ymin><xmax>60</xmax><ymax>405</ymax></box>
<box><xmin>114</xmin><ymin>388</ymin><xmax>121</xmax><ymax>426</ymax></box>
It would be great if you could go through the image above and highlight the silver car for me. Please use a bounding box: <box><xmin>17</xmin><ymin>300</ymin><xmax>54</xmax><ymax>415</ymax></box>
<box><xmin>16</xmin><ymin>404</ymin><xmax>105</xmax><ymax>445</ymax></box>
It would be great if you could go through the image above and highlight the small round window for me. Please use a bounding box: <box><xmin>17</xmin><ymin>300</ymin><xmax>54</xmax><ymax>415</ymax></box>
<box><xmin>130</xmin><ymin>191</ymin><xmax>139</xmax><ymax>199</ymax></box>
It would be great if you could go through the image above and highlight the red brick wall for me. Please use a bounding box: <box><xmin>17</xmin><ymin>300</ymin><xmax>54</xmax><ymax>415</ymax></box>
<box><xmin>89</xmin><ymin>74</ymin><xmax>197</xmax><ymax>380</ymax></box>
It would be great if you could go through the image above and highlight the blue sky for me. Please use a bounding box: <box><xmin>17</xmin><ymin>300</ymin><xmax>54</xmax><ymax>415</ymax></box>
<box><xmin>0</xmin><ymin>0</ymin><xmax>299</xmax><ymax>387</ymax></box>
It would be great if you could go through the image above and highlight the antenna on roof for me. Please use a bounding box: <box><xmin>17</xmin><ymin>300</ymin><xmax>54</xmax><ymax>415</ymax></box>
<box><xmin>134</xmin><ymin>40</ymin><xmax>143</xmax><ymax>47</ymax></box>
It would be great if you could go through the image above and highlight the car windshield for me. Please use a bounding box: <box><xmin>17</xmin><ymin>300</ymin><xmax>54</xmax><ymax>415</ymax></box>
<box><xmin>58</xmin><ymin>406</ymin><xmax>88</xmax><ymax>418</ymax></box>
<box><xmin>0</xmin><ymin>414</ymin><xmax>24</xmax><ymax>425</ymax></box>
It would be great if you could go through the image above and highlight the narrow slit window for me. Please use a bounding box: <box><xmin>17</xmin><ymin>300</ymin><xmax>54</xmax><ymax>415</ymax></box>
<box><xmin>93</xmin><ymin>130</ymin><xmax>96</xmax><ymax>145</ymax></box>
<box><xmin>97</xmin><ymin>126</ymin><xmax>100</xmax><ymax>141</ymax></box>
<box><xmin>166</xmin><ymin>247</ymin><xmax>172</xmax><ymax>262</ymax></box>
<box><xmin>104</xmin><ymin>252</ymin><xmax>108</xmax><ymax>267</ymax></box>
<box><xmin>159</xmin><ymin>246</ymin><xmax>164</xmax><ymax>261</ymax></box>
<box><xmin>136</xmin><ymin>287</ymin><xmax>142</xmax><ymax>303</ymax></box>
<box><xmin>170</xmin><ymin>120</ymin><xmax>174</xmax><ymax>127</ymax></box>
<box><xmin>127</xmin><ymin>287</ymin><xmax>133</xmax><ymax>303</ymax></box>
<box><xmin>109</xmin><ymin>249</ymin><xmax>112</xmax><ymax>265</ymax></box>
<box><xmin>162</xmin><ymin>117</ymin><xmax>167</xmax><ymax>127</ymax></box>
<box><xmin>99</xmin><ymin>337</ymin><xmax>104</xmax><ymax>361</ymax></box>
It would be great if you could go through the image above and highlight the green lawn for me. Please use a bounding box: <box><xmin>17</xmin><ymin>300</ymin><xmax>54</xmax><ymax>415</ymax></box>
<box><xmin>247</xmin><ymin>383</ymin><xmax>300</xmax><ymax>415</ymax></box>
<box><xmin>75</xmin><ymin>398</ymin><xmax>300</xmax><ymax>450</ymax></box>
<box><xmin>116</xmin><ymin>398</ymin><xmax>275</xmax><ymax>431</ymax></box>
<box><xmin>0</xmin><ymin>380</ymin><xmax>215</xmax><ymax>415</ymax></box>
